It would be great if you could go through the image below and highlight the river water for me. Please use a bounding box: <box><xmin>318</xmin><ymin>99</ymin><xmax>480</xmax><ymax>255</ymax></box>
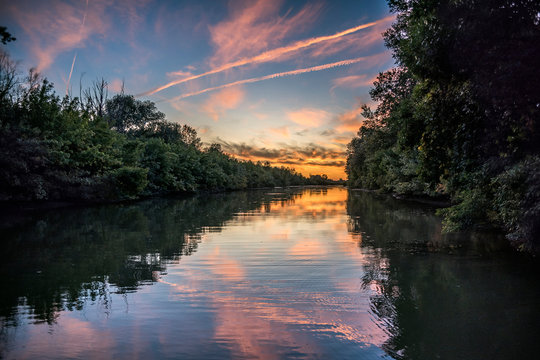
<box><xmin>1</xmin><ymin>187</ymin><xmax>539</xmax><ymax>359</ymax></box>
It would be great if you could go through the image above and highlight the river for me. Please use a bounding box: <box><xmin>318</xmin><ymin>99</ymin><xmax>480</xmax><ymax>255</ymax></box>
<box><xmin>1</xmin><ymin>187</ymin><xmax>539</xmax><ymax>359</ymax></box>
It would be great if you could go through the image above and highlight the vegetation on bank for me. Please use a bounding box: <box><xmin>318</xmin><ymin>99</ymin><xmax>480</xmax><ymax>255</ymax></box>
<box><xmin>346</xmin><ymin>0</ymin><xmax>540</xmax><ymax>251</ymax></box>
<box><xmin>0</xmin><ymin>41</ymin><xmax>336</xmax><ymax>203</ymax></box>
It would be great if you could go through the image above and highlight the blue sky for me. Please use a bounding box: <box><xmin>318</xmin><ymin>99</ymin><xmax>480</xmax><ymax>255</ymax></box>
<box><xmin>1</xmin><ymin>0</ymin><xmax>395</xmax><ymax>179</ymax></box>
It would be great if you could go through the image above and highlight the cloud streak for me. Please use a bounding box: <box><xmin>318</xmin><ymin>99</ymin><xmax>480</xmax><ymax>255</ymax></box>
<box><xmin>7</xmin><ymin>0</ymin><xmax>109</xmax><ymax>72</ymax></box>
<box><xmin>66</xmin><ymin>0</ymin><xmax>89</xmax><ymax>95</ymax></box>
<box><xmin>164</xmin><ymin>57</ymin><xmax>368</xmax><ymax>102</ymax></box>
<box><xmin>208</xmin><ymin>0</ymin><xmax>320</xmax><ymax>66</ymax></box>
<box><xmin>139</xmin><ymin>16</ymin><xmax>392</xmax><ymax>96</ymax></box>
<box><xmin>330</xmin><ymin>74</ymin><xmax>376</xmax><ymax>94</ymax></box>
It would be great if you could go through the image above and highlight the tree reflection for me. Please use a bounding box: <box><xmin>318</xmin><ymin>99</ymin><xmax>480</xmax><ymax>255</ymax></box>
<box><xmin>347</xmin><ymin>190</ymin><xmax>540</xmax><ymax>360</ymax></box>
<box><xmin>0</xmin><ymin>189</ymin><xmax>305</xmax><ymax>327</ymax></box>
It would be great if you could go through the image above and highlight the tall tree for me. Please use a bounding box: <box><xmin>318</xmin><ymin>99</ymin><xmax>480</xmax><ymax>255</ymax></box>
<box><xmin>105</xmin><ymin>94</ymin><xmax>165</xmax><ymax>134</ymax></box>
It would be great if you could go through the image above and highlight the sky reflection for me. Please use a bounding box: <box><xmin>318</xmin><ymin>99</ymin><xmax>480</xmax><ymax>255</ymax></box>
<box><xmin>1</xmin><ymin>187</ymin><xmax>390</xmax><ymax>359</ymax></box>
<box><xmin>152</xmin><ymin>187</ymin><xmax>389</xmax><ymax>359</ymax></box>
<box><xmin>3</xmin><ymin>188</ymin><xmax>540</xmax><ymax>359</ymax></box>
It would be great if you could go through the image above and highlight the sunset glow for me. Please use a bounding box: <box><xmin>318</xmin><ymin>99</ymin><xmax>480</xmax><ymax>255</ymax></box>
<box><xmin>1</xmin><ymin>0</ymin><xmax>394</xmax><ymax>179</ymax></box>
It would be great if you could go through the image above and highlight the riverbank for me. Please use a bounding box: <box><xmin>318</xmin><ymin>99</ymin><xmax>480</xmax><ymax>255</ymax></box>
<box><xmin>349</xmin><ymin>188</ymin><xmax>451</xmax><ymax>208</ymax></box>
<box><xmin>347</xmin><ymin>187</ymin><xmax>539</xmax><ymax>255</ymax></box>
<box><xmin>0</xmin><ymin>185</ymin><xmax>343</xmax><ymax>231</ymax></box>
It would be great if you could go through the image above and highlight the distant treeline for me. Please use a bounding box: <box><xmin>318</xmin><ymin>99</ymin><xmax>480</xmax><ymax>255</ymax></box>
<box><xmin>346</xmin><ymin>0</ymin><xmax>540</xmax><ymax>251</ymax></box>
<box><xmin>0</xmin><ymin>48</ymin><xmax>336</xmax><ymax>203</ymax></box>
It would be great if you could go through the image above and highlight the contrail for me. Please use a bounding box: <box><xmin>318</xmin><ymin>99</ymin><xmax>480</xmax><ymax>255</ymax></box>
<box><xmin>66</xmin><ymin>0</ymin><xmax>89</xmax><ymax>96</ymax></box>
<box><xmin>163</xmin><ymin>57</ymin><xmax>367</xmax><ymax>102</ymax></box>
<box><xmin>140</xmin><ymin>16</ymin><xmax>393</xmax><ymax>97</ymax></box>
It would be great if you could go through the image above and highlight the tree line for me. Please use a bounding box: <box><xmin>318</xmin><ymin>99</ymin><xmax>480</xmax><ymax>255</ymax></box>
<box><xmin>346</xmin><ymin>0</ymin><xmax>540</xmax><ymax>251</ymax></box>
<box><xmin>0</xmin><ymin>37</ymin><xmax>336</xmax><ymax>202</ymax></box>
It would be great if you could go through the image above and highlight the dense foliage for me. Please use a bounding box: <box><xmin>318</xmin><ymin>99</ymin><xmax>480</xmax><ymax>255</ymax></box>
<box><xmin>346</xmin><ymin>0</ymin><xmax>540</xmax><ymax>251</ymax></box>
<box><xmin>0</xmin><ymin>50</ymin><xmax>335</xmax><ymax>203</ymax></box>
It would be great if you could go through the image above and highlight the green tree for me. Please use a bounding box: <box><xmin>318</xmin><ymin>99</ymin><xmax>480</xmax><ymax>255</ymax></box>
<box><xmin>105</xmin><ymin>94</ymin><xmax>165</xmax><ymax>134</ymax></box>
<box><xmin>346</xmin><ymin>0</ymin><xmax>540</xmax><ymax>251</ymax></box>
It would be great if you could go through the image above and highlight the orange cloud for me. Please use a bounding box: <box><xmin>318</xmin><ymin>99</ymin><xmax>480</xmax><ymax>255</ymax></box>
<box><xmin>202</xmin><ymin>86</ymin><xmax>245</xmax><ymax>121</ymax></box>
<box><xmin>287</xmin><ymin>108</ymin><xmax>330</xmax><ymax>128</ymax></box>
<box><xmin>254</xmin><ymin>112</ymin><xmax>269</xmax><ymax>121</ymax></box>
<box><xmin>217</xmin><ymin>140</ymin><xmax>347</xmax><ymax>179</ymax></box>
<box><xmin>331</xmin><ymin>136</ymin><xmax>353</xmax><ymax>145</ymax></box>
<box><xmin>198</xmin><ymin>125</ymin><xmax>210</xmax><ymax>135</ymax></box>
<box><xmin>335</xmin><ymin>103</ymin><xmax>365</xmax><ymax>134</ymax></box>
<box><xmin>268</xmin><ymin>126</ymin><xmax>290</xmax><ymax>137</ymax></box>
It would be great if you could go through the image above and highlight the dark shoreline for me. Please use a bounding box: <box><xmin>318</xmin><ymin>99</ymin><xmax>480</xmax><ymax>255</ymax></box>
<box><xmin>349</xmin><ymin>187</ymin><xmax>451</xmax><ymax>208</ymax></box>
<box><xmin>0</xmin><ymin>185</ymin><xmax>342</xmax><ymax>230</ymax></box>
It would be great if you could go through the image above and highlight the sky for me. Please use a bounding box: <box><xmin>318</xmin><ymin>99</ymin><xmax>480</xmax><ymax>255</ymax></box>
<box><xmin>0</xmin><ymin>0</ymin><xmax>395</xmax><ymax>179</ymax></box>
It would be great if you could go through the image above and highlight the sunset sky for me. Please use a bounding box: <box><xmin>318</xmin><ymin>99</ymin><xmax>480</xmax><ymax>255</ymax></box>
<box><xmin>1</xmin><ymin>0</ymin><xmax>395</xmax><ymax>179</ymax></box>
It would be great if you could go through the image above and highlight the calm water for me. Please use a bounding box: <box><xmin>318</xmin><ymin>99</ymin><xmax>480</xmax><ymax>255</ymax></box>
<box><xmin>1</xmin><ymin>187</ymin><xmax>539</xmax><ymax>359</ymax></box>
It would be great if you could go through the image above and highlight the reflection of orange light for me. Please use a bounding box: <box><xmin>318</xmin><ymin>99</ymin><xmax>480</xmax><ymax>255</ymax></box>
<box><xmin>261</xmin><ymin>187</ymin><xmax>347</xmax><ymax>218</ymax></box>
<box><xmin>270</xmin><ymin>229</ymin><xmax>290</xmax><ymax>240</ymax></box>
<box><xmin>164</xmin><ymin>188</ymin><xmax>385</xmax><ymax>358</ymax></box>
<box><xmin>289</xmin><ymin>239</ymin><xmax>326</xmax><ymax>258</ymax></box>
<box><xmin>204</xmin><ymin>246</ymin><xmax>246</xmax><ymax>281</ymax></box>
<box><xmin>210</xmin><ymin>286</ymin><xmax>386</xmax><ymax>359</ymax></box>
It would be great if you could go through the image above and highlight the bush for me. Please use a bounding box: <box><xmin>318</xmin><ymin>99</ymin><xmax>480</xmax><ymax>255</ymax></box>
<box><xmin>492</xmin><ymin>156</ymin><xmax>540</xmax><ymax>251</ymax></box>
<box><xmin>107</xmin><ymin>166</ymin><xmax>148</xmax><ymax>199</ymax></box>
<box><xmin>437</xmin><ymin>188</ymin><xmax>490</xmax><ymax>232</ymax></box>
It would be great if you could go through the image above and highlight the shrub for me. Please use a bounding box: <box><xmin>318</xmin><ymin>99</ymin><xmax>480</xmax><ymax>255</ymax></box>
<box><xmin>107</xmin><ymin>166</ymin><xmax>148</xmax><ymax>199</ymax></box>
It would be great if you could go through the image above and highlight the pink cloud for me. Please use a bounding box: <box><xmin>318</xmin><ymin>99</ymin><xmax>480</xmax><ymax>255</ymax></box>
<box><xmin>7</xmin><ymin>0</ymin><xmax>153</xmax><ymax>76</ymax></box>
<box><xmin>307</xmin><ymin>15</ymin><xmax>394</xmax><ymax>59</ymax></box>
<box><xmin>207</xmin><ymin>0</ymin><xmax>321</xmax><ymax>66</ymax></box>
<box><xmin>109</xmin><ymin>78</ymin><xmax>124</xmax><ymax>93</ymax></box>
<box><xmin>287</xmin><ymin>108</ymin><xmax>330</xmax><ymax>128</ymax></box>
<box><xmin>198</xmin><ymin>125</ymin><xmax>210</xmax><ymax>135</ymax></box>
<box><xmin>202</xmin><ymin>86</ymin><xmax>245</xmax><ymax>121</ymax></box>
<box><xmin>7</xmin><ymin>0</ymin><xmax>110</xmax><ymax>71</ymax></box>
<box><xmin>268</xmin><ymin>126</ymin><xmax>290</xmax><ymax>137</ymax></box>
<box><xmin>330</xmin><ymin>74</ymin><xmax>376</xmax><ymax>93</ymax></box>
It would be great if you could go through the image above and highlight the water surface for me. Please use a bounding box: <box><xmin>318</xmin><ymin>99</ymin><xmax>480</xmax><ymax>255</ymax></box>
<box><xmin>1</xmin><ymin>187</ymin><xmax>539</xmax><ymax>359</ymax></box>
